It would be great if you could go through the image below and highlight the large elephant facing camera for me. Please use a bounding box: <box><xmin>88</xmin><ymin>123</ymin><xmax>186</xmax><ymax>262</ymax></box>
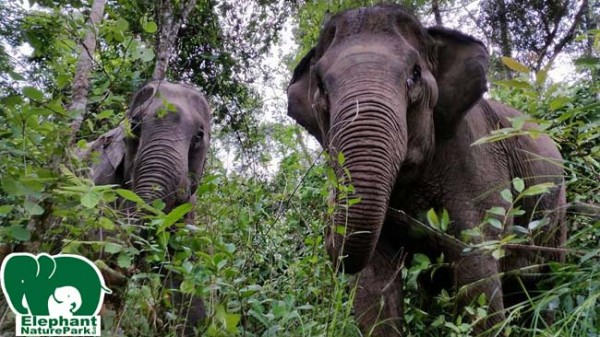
<box><xmin>287</xmin><ymin>5</ymin><xmax>566</xmax><ymax>336</ymax></box>
<box><xmin>80</xmin><ymin>80</ymin><xmax>211</xmax><ymax>334</ymax></box>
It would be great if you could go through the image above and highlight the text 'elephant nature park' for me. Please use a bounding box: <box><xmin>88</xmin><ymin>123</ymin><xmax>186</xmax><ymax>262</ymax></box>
<box><xmin>0</xmin><ymin>253</ymin><xmax>111</xmax><ymax>336</ymax></box>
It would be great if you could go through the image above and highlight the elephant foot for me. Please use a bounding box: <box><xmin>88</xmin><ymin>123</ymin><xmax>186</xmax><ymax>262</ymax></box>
<box><xmin>166</xmin><ymin>274</ymin><xmax>207</xmax><ymax>336</ymax></box>
<box><xmin>353</xmin><ymin>247</ymin><xmax>404</xmax><ymax>337</ymax></box>
<box><xmin>454</xmin><ymin>253</ymin><xmax>505</xmax><ymax>335</ymax></box>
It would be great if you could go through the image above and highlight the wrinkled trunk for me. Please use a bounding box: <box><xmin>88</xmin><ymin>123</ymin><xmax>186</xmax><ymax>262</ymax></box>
<box><xmin>326</xmin><ymin>79</ymin><xmax>407</xmax><ymax>274</ymax></box>
<box><xmin>133</xmin><ymin>135</ymin><xmax>189</xmax><ymax>213</ymax></box>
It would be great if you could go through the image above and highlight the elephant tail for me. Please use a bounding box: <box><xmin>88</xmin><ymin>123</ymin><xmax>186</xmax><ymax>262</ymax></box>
<box><xmin>101</xmin><ymin>285</ymin><xmax>112</xmax><ymax>294</ymax></box>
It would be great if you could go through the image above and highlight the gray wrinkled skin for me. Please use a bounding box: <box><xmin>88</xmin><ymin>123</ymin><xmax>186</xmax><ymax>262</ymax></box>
<box><xmin>81</xmin><ymin>81</ymin><xmax>211</xmax><ymax>335</ymax></box>
<box><xmin>287</xmin><ymin>5</ymin><xmax>566</xmax><ymax>336</ymax></box>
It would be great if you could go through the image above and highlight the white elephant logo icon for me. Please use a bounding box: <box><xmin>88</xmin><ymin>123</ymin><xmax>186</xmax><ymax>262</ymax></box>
<box><xmin>47</xmin><ymin>286</ymin><xmax>82</xmax><ymax>317</ymax></box>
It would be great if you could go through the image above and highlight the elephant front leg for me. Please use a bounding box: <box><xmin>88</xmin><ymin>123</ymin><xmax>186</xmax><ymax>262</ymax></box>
<box><xmin>353</xmin><ymin>246</ymin><xmax>404</xmax><ymax>337</ymax></box>
<box><xmin>454</xmin><ymin>252</ymin><xmax>505</xmax><ymax>335</ymax></box>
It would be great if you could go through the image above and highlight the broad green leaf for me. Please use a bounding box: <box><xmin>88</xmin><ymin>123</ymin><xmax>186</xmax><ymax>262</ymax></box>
<box><xmin>550</xmin><ymin>97</ymin><xmax>570</xmax><ymax>111</ymax></box>
<box><xmin>512</xmin><ymin>225</ymin><xmax>529</xmax><ymax>235</ymax></box>
<box><xmin>116</xmin><ymin>189</ymin><xmax>144</xmax><ymax>203</ymax></box>
<box><xmin>335</xmin><ymin>225</ymin><xmax>346</xmax><ymax>235</ymax></box>
<box><xmin>143</xmin><ymin>21</ymin><xmax>158</xmax><ymax>33</ymax></box>
<box><xmin>432</xmin><ymin>315</ymin><xmax>445</xmax><ymax>327</ymax></box>
<box><xmin>426</xmin><ymin>208</ymin><xmax>440</xmax><ymax>230</ymax></box>
<box><xmin>412</xmin><ymin>253</ymin><xmax>431</xmax><ymax>268</ymax></box>
<box><xmin>224</xmin><ymin>313</ymin><xmax>241</xmax><ymax>332</ymax></box>
<box><xmin>487</xmin><ymin>207</ymin><xmax>506</xmax><ymax>216</ymax></box>
<box><xmin>512</xmin><ymin>177</ymin><xmax>525</xmax><ymax>193</ymax></box>
<box><xmin>115</xmin><ymin>18</ymin><xmax>129</xmax><ymax>32</ymax></box>
<box><xmin>347</xmin><ymin>197</ymin><xmax>361</xmax><ymax>206</ymax></box>
<box><xmin>501</xmin><ymin>57</ymin><xmax>530</xmax><ymax>73</ymax></box>
<box><xmin>528</xmin><ymin>218</ymin><xmax>548</xmax><ymax>231</ymax></box>
<box><xmin>500</xmin><ymin>189</ymin><xmax>513</xmax><ymax>203</ymax></box>
<box><xmin>81</xmin><ymin>191</ymin><xmax>100</xmax><ymax>208</ymax></box>
<box><xmin>180</xmin><ymin>278</ymin><xmax>196</xmax><ymax>294</ymax></box>
<box><xmin>8</xmin><ymin>70</ymin><xmax>25</xmax><ymax>81</ymax></box>
<box><xmin>117</xmin><ymin>253</ymin><xmax>132</xmax><ymax>268</ymax></box>
<box><xmin>574</xmin><ymin>57</ymin><xmax>600</xmax><ymax>66</ymax></box>
<box><xmin>535</xmin><ymin>69</ymin><xmax>548</xmax><ymax>86</ymax></box>
<box><xmin>337</xmin><ymin>151</ymin><xmax>345</xmax><ymax>165</ymax></box>
<box><xmin>139</xmin><ymin>49</ymin><xmax>154</xmax><ymax>62</ymax></box>
<box><xmin>487</xmin><ymin>218</ymin><xmax>503</xmax><ymax>230</ymax></box>
<box><xmin>96</xmin><ymin>110</ymin><xmax>113</xmax><ymax>120</ymax></box>
<box><xmin>0</xmin><ymin>205</ymin><xmax>14</xmax><ymax>215</ymax></box>
<box><xmin>492</xmin><ymin>248</ymin><xmax>505</xmax><ymax>260</ymax></box>
<box><xmin>440</xmin><ymin>209</ymin><xmax>450</xmax><ymax>232</ymax></box>
<box><xmin>98</xmin><ymin>217</ymin><xmax>115</xmax><ymax>230</ymax></box>
<box><xmin>152</xmin><ymin>199</ymin><xmax>166</xmax><ymax>211</ymax></box>
<box><xmin>9</xmin><ymin>225</ymin><xmax>31</xmax><ymax>241</ymax></box>
<box><xmin>157</xmin><ymin>203</ymin><xmax>193</xmax><ymax>233</ymax></box>
<box><xmin>24</xmin><ymin>200</ymin><xmax>44</xmax><ymax>216</ymax></box>
<box><xmin>23</xmin><ymin>86</ymin><xmax>44</xmax><ymax>101</ymax></box>
<box><xmin>2</xmin><ymin>95</ymin><xmax>23</xmax><ymax>106</ymax></box>
<box><xmin>521</xmin><ymin>182</ymin><xmax>555</xmax><ymax>196</ymax></box>
<box><xmin>104</xmin><ymin>242</ymin><xmax>123</xmax><ymax>254</ymax></box>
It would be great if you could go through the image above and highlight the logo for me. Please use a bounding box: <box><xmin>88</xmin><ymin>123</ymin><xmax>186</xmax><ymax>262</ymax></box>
<box><xmin>0</xmin><ymin>253</ymin><xmax>111</xmax><ymax>336</ymax></box>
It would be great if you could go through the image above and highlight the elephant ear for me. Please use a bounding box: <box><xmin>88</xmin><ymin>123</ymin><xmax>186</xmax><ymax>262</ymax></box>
<box><xmin>428</xmin><ymin>27</ymin><xmax>489</xmax><ymax>138</ymax></box>
<box><xmin>287</xmin><ymin>48</ymin><xmax>327</xmax><ymax>146</ymax></box>
<box><xmin>121</xmin><ymin>83</ymin><xmax>157</xmax><ymax>185</ymax></box>
<box><xmin>128</xmin><ymin>84</ymin><xmax>157</xmax><ymax>119</ymax></box>
<box><xmin>77</xmin><ymin>126</ymin><xmax>126</xmax><ymax>186</ymax></box>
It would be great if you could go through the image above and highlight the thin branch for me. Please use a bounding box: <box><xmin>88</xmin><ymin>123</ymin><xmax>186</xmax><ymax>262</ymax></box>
<box><xmin>545</xmin><ymin>0</ymin><xmax>590</xmax><ymax>68</ymax></box>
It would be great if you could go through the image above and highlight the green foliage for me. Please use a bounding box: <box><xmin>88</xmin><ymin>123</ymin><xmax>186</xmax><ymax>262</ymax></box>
<box><xmin>1</xmin><ymin>2</ymin><xmax>599</xmax><ymax>337</ymax></box>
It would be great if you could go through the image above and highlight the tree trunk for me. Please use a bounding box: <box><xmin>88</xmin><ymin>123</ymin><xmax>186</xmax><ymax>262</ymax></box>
<box><xmin>152</xmin><ymin>0</ymin><xmax>198</xmax><ymax>81</ymax></box>
<box><xmin>432</xmin><ymin>0</ymin><xmax>443</xmax><ymax>26</ymax></box>
<box><xmin>497</xmin><ymin>0</ymin><xmax>512</xmax><ymax>79</ymax></box>
<box><xmin>68</xmin><ymin>0</ymin><xmax>107</xmax><ymax>144</ymax></box>
<box><xmin>25</xmin><ymin>0</ymin><xmax>107</xmax><ymax>245</ymax></box>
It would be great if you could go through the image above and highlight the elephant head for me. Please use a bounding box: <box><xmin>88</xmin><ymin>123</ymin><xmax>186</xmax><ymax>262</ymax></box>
<box><xmin>48</xmin><ymin>286</ymin><xmax>82</xmax><ymax>317</ymax></box>
<box><xmin>122</xmin><ymin>81</ymin><xmax>211</xmax><ymax>213</ymax></box>
<box><xmin>287</xmin><ymin>5</ymin><xmax>488</xmax><ymax>273</ymax></box>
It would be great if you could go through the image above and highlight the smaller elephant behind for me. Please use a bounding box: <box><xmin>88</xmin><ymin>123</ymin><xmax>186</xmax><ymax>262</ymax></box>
<box><xmin>79</xmin><ymin>80</ymin><xmax>212</xmax><ymax>334</ymax></box>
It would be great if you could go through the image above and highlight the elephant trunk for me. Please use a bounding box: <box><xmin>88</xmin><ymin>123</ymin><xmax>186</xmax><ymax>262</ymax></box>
<box><xmin>326</xmin><ymin>82</ymin><xmax>407</xmax><ymax>274</ymax></box>
<box><xmin>133</xmin><ymin>135</ymin><xmax>189</xmax><ymax>213</ymax></box>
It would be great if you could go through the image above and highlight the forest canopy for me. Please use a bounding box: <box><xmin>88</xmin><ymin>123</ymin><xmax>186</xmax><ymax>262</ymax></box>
<box><xmin>0</xmin><ymin>0</ymin><xmax>598</xmax><ymax>336</ymax></box>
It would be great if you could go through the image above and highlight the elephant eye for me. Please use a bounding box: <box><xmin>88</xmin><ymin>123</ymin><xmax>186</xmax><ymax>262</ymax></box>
<box><xmin>407</xmin><ymin>65</ymin><xmax>421</xmax><ymax>89</ymax></box>
<box><xmin>411</xmin><ymin>65</ymin><xmax>421</xmax><ymax>82</ymax></box>
<box><xmin>194</xmin><ymin>130</ymin><xmax>204</xmax><ymax>143</ymax></box>
<box><xmin>129</xmin><ymin>116</ymin><xmax>142</xmax><ymax>136</ymax></box>
<box><xmin>316</xmin><ymin>75</ymin><xmax>327</xmax><ymax>96</ymax></box>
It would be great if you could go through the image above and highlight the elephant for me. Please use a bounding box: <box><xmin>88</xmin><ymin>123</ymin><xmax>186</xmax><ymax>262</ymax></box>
<box><xmin>0</xmin><ymin>253</ymin><xmax>110</xmax><ymax>317</ymax></box>
<box><xmin>79</xmin><ymin>80</ymin><xmax>211</xmax><ymax>334</ymax></box>
<box><xmin>47</xmin><ymin>286</ymin><xmax>82</xmax><ymax>317</ymax></box>
<box><xmin>83</xmin><ymin>81</ymin><xmax>211</xmax><ymax>211</ymax></box>
<box><xmin>287</xmin><ymin>5</ymin><xmax>566</xmax><ymax>336</ymax></box>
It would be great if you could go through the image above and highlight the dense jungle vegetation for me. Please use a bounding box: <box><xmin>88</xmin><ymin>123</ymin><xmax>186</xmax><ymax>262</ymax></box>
<box><xmin>0</xmin><ymin>0</ymin><xmax>598</xmax><ymax>336</ymax></box>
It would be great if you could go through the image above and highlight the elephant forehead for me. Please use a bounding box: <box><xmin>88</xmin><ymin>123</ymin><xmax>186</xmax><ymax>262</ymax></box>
<box><xmin>334</xmin><ymin>7</ymin><xmax>414</xmax><ymax>33</ymax></box>
<box><xmin>317</xmin><ymin>5</ymin><xmax>430</xmax><ymax>58</ymax></box>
